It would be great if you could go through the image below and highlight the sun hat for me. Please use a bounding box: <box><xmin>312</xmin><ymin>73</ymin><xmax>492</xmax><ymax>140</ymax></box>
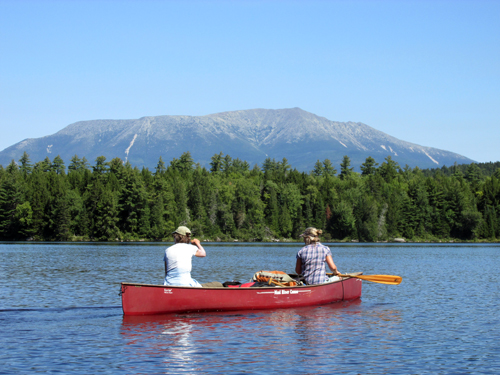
<box><xmin>172</xmin><ymin>226</ymin><xmax>191</xmax><ymax>236</ymax></box>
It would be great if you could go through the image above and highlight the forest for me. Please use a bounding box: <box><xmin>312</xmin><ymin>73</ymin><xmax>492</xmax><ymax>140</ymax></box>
<box><xmin>0</xmin><ymin>151</ymin><xmax>499</xmax><ymax>242</ymax></box>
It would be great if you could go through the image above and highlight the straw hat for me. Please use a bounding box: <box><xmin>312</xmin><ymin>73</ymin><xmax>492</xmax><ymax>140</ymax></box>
<box><xmin>299</xmin><ymin>227</ymin><xmax>322</xmax><ymax>238</ymax></box>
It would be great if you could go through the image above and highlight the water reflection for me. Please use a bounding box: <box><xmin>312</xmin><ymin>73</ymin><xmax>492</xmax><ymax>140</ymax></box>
<box><xmin>4</xmin><ymin>243</ymin><xmax>499</xmax><ymax>374</ymax></box>
<box><xmin>119</xmin><ymin>300</ymin><xmax>407</xmax><ymax>373</ymax></box>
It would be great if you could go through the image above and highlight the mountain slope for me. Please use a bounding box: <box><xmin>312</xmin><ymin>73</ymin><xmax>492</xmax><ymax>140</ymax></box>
<box><xmin>0</xmin><ymin>108</ymin><xmax>474</xmax><ymax>171</ymax></box>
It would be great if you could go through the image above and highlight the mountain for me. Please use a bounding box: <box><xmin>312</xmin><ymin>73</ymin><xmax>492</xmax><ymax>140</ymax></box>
<box><xmin>0</xmin><ymin>108</ymin><xmax>475</xmax><ymax>171</ymax></box>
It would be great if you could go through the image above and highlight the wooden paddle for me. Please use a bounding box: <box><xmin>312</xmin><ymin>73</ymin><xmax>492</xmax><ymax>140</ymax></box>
<box><xmin>328</xmin><ymin>273</ymin><xmax>402</xmax><ymax>285</ymax></box>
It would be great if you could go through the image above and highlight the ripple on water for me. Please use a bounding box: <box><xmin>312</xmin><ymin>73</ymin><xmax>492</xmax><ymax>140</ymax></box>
<box><xmin>1</xmin><ymin>243</ymin><xmax>500</xmax><ymax>374</ymax></box>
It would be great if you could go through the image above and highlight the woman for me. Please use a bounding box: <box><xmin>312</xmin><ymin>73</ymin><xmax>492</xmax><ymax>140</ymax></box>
<box><xmin>295</xmin><ymin>227</ymin><xmax>341</xmax><ymax>285</ymax></box>
<box><xmin>164</xmin><ymin>226</ymin><xmax>206</xmax><ymax>287</ymax></box>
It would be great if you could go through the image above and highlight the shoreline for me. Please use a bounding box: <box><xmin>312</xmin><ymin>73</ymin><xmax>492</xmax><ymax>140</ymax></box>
<box><xmin>2</xmin><ymin>238</ymin><xmax>499</xmax><ymax>244</ymax></box>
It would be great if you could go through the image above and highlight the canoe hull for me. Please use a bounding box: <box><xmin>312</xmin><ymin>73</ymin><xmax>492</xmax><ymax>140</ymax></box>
<box><xmin>121</xmin><ymin>277</ymin><xmax>362</xmax><ymax>316</ymax></box>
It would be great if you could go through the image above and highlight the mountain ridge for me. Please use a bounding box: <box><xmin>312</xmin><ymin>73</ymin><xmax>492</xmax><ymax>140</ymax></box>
<box><xmin>0</xmin><ymin>107</ymin><xmax>474</xmax><ymax>171</ymax></box>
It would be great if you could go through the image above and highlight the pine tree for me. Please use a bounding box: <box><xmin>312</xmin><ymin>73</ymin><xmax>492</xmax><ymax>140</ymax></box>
<box><xmin>74</xmin><ymin>205</ymin><xmax>90</xmax><ymax>238</ymax></box>
<box><xmin>68</xmin><ymin>155</ymin><xmax>82</xmax><ymax>171</ymax></box>
<box><xmin>19</xmin><ymin>152</ymin><xmax>32</xmax><ymax>176</ymax></box>
<box><xmin>0</xmin><ymin>172</ymin><xmax>24</xmax><ymax>239</ymax></box>
<box><xmin>265</xmin><ymin>185</ymin><xmax>279</xmax><ymax>235</ymax></box>
<box><xmin>332</xmin><ymin>200</ymin><xmax>356</xmax><ymax>240</ymax></box>
<box><xmin>209</xmin><ymin>152</ymin><xmax>224</xmax><ymax>173</ymax></box>
<box><xmin>360</xmin><ymin>156</ymin><xmax>378</xmax><ymax>176</ymax></box>
<box><xmin>312</xmin><ymin>160</ymin><xmax>323</xmax><ymax>177</ymax></box>
<box><xmin>155</xmin><ymin>156</ymin><xmax>166</xmax><ymax>176</ymax></box>
<box><xmin>178</xmin><ymin>152</ymin><xmax>194</xmax><ymax>173</ymax></box>
<box><xmin>93</xmin><ymin>156</ymin><xmax>108</xmax><ymax>175</ymax></box>
<box><xmin>279</xmin><ymin>203</ymin><xmax>293</xmax><ymax>238</ymax></box>
<box><xmin>378</xmin><ymin>156</ymin><xmax>399</xmax><ymax>183</ymax></box>
<box><xmin>53</xmin><ymin>194</ymin><xmax>72</xmax><ymax>240</ymax></box>
<box><xmin>339</xmin><ymin>156</ymin><xmax>353</xmax><ymax>180</ymax></box>
<box><xmin>118</xmin><ymin>169</ymin><xmax>148</xmax><ymax>236</ymax></box>
<box><xmin>322</xmin><ymin>159</ymin><xmax>337</xmax><ymax>177</ymax></box>
<box><xmin>52</xmin><ymin>155</ymin><xmax>66</xmax><ymax>175</ymax></box>
<box><xmin>93</xmin><ymin>189</ymin><xmax>120</xmax><ymax>240</ymax></box>
<box><xmin>150</xmin><ymin>195</ymin><xmax>166</xmax><ymax>240</ymax></box>
<box><xmin>222</xmin><ymin>154</ymin><xmax>232</xmax><ymax>175</ymax></box>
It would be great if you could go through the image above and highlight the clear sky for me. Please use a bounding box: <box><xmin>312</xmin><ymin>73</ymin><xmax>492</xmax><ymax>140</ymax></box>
<box><xmin>1</xmin><ymin>0</ymin><xmax>499</xmax><ymax>164</ymax></box>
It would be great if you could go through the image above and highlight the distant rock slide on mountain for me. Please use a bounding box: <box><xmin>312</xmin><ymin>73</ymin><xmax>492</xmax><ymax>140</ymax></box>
<box><xmin>0</xmin><ymin>107</ymin><xmax>474</xmax><ymax>171</ymax></box>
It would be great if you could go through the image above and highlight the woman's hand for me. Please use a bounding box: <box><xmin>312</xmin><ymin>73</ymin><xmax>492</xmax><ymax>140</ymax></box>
<box><xmin>191</xmin><ymin>238</ymin><xmax>201</xmax><ymax>246</ymax></box>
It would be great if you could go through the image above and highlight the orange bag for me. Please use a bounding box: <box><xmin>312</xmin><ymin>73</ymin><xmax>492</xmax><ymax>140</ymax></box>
<box><xmin>252</xmin><ymin>270</ymin><xmax>298</xmax><ymax>287</ymax></box>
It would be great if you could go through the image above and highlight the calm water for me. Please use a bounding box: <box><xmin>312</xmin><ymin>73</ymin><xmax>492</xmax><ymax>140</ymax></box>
<box><xmin>1</xmin><ymin>242</ymin><xmax>499</xmax><ymax>374</ymax></box>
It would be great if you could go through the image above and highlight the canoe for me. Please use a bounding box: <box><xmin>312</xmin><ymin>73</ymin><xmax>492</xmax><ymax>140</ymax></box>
<box><xmin>120</xmin><ymin>273</ymin><xmax>363</xmax><ymax>316</ymax></box>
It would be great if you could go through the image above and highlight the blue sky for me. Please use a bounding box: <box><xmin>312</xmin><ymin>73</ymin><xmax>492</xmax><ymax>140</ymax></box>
<box><xmin>1</xmin><ymin>0</ymin><xmax>499</xmax><ymax>164</ymax></box>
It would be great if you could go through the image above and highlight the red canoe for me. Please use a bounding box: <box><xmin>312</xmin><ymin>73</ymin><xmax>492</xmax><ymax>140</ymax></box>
<box><xmin>120</xmin><ymin>274</ymin><xmax>363</xmax><ymax>316</ymax></box>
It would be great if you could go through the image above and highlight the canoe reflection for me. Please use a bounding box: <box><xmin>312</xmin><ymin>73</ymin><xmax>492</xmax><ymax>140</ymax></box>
<box><xmin>120</xmin><ymin>300</ymin><xmax>367</xmax><ymax>372</ymax></box>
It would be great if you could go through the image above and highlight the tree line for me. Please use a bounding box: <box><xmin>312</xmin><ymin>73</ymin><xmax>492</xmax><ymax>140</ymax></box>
<box><xmin>0</xmin><ymin>151</ymin><xmax>499</xmax><ymax>242</ymax></box>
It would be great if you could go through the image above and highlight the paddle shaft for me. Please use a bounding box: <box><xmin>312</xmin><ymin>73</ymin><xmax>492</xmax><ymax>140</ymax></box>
<box><xmin>327</xmin><ymin>273</ymin><xmax>402</xmax><ymax>285</ymax></box>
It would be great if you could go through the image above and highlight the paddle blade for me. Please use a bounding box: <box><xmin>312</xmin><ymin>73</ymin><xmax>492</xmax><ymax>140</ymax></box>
<box><xmin>340</xmin><ymin>274</ymin><xmax>402</xmax><ymax>285</ymax></box>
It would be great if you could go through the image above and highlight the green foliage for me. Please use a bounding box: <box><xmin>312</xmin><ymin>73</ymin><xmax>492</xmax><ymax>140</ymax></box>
<box><xmin>313</xmin><ymin>159</ymin><xmax>337</xmax><ymax>177</ymax></box>
<box><xmin>0</xmin><ymin>153</ymin><xmax>499</xmax><ymax>242</ymax></box>
<box><xmin>19</xmin><ymin>152</ymin><xmax>32</xmax><ymax>176</ymax></box>
<box><xmin>378</xmin><ymin>156</ymin><xmax>399</xmax><ymax>183</ymax></box>
<box><xmin>360</xmin><ymin>156</ymin><xmax>378</xmax><ymax>176</ymax></box>
<box><xmin>339</xmin><ymin>155</ymin><xmax>353</xmax><ymax>180</ymax></box>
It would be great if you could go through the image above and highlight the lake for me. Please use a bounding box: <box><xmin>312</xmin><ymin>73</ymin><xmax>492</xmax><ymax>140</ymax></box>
<box><xmin>1</xmin><ymin>242</ymin><xmax>499</xmax><ymax>374</ymax></box>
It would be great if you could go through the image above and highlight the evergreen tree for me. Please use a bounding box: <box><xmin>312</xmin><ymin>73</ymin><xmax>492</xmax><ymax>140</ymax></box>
<box><xmin>322</xmin><ymin>159</ymin><xmax>337</xmax><ymax>177</ymax></box>
<box><xmin>232</xmin><ymin>158</ymin><xmax>250</xmax><ymax>174</ymax></box>
<box><xmin>118</xmin><ymin>169</ymin><xmax>148</xmax><ymax>236</ymax></box>
<box><xmin>93</xmin><ymin>156</ymin><xmax>108</xmax><ymax>175</ymax></box>
<box><xmin>52</xmin><ymin>193</ymin><xmax>72</xmax><ymax>240</ymax></box>
<box><xmin>339</xmin><ymin>156</ymin><xmax>353</xmax><ymax>180</ymax></box>
<box><xmin>279</xmin><ymin>158</ymin><xmax>291</xmax><ymax>175</ymax></box>
<box><xmin>15</xmin><ymin>201</ymin><xmax>34</xmax><ymax>239</ymax></box>
<box><xmin>312</xmin><ymin>160</ymin><xmax>323</xmax><ymax>177</ymax></box>
<box><xmin>360</xmin><ymin>156</ymin><xmax>378</xmax><ymax>176</ymax></box>
<box><xmin>2</xmin><ymin>152</ymin><xmax>499</xmax><ymax>242</ymax></box>
<box><xmin>210</xmin><ymin>152</ymin><xmax>224</xmax><ymax>173</ymax></box>
<box><xmin>93</xmin><ymin>188</ymin><xmax>120</xmax><ymax>240</ymax></box>
<box><xmin>6</xmin><ymin>160</ymin><xmax>19</xmax><ymax>174</ymax></box>
<box><xmin>35</xmin><ymin>157</ymin><xmax>52</xmax><ymax>173</ymax></box>
<box><xmin>279</xmin><ymin>203</ymin><xmax>293</xmax><ymax>238</ymax></box>
<box><xmin>222</xmin><ymin>154</ymin><xmax>233</xmax><ymax>174</ymax></box>
<box><xmin>155</xmin><ymin>156</ymin><xmax>166</xmax><ymax>176</ymax></box>
<box><xmin>52</xmin><ymin>155</ymin><xmax>66</xmax><ymax>175</ymax></box>
<box><xmin>74</xmin><ymin>204</ymin><xmax>90</xmax><ymax>238</ymax></box>
<box><xmin>178</xmin><ymin>152</ymin><xmax>194</xmax><ymax>173</ymax></box>
<box><xmin>332</xmin><ymin>200</ymin><xmax>356</xmax><ymax>239</ymax></box>
<box><xmin>150</xmin><ymin>195</ymin><xmax>167</xmax><ymax>240</ymax></box>
<box><xmin>465</xmin><ymin>163</ymin><xmax>482</xmax><ymax>184</ymax></box>
<box><xmin>482</xmin><ymin>205</ymin><xmax>497</xmax><ymax>239</ymax></box>
<box><xmin>264</xmin><ymin>184</ymin><xmax>280</xmax><ymax>235</ymax></box>
<box><xmin>262</xmin><ymin>158</ymin><xmax>278</xmax><ymax>173</ymax></box>
<box><xmin>68</xmin><ymin>155</ymin><xmax>82</xmax><ymax>171</ymax></box>
<box><xmin>19</xmin><ymin>152</ymin><xmax>32</xmax><ymax>176</ymax></box>
<box><xmin>378</xmin><ymin>156</ymin><xmax>399</xmax><ymax>183</ymax></box>
<box><xmin>0</xmin><ymin>177</ymin><xmax>21</xmax><ymax>239</ymax></box>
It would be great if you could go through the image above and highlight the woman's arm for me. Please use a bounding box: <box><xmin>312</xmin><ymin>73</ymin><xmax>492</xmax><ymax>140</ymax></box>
<box><xmin>326</xmin><ymin>255</ymin><xmax>340</xmax><ymax>275</ymax></box>
<box><xmin>295</xmin><ymin>258</ymin><xmax>302</xmax><ymax>275</ymax></box>
<box><xmin>191</xmin><ymin>238</ymin><xmax>206</xmax><ymax>257</ymax></box>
